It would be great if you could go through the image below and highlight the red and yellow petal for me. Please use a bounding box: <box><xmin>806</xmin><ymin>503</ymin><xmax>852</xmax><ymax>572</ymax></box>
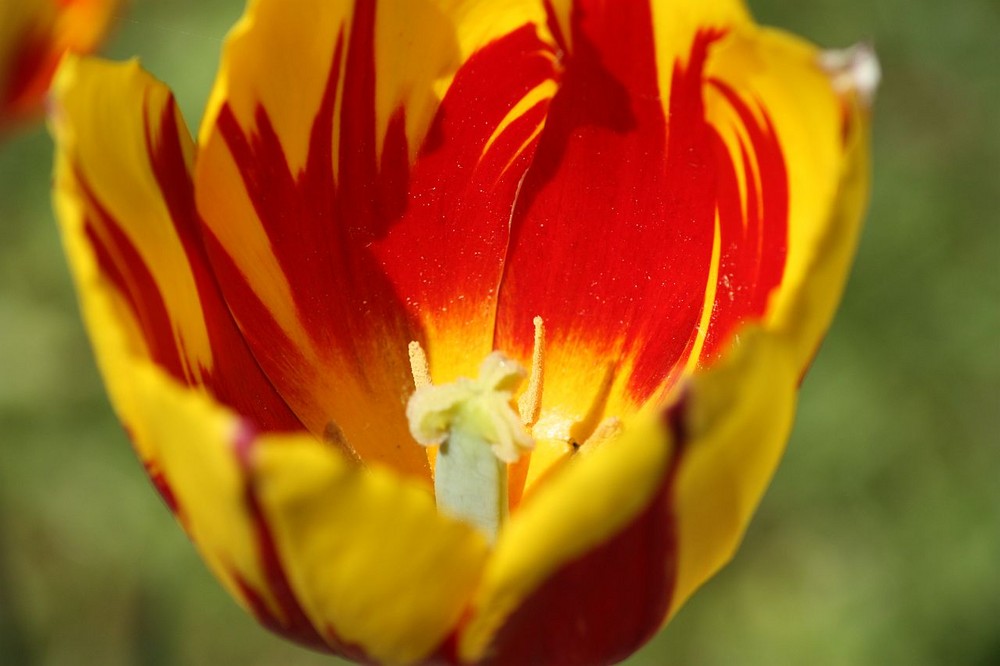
<box><xmin>195</xmin><ymin>0</ymin><xmax>561</xmax><ymax>479</ymax></box>
<box><xmin>459</xmin><ymin>417</ymin><xmax>678</xmax><ymax>664</ymax></box>
<box><xmin>50</xmin><ymin>53</ymin><xmax>333</xmax><ymax>645</ymax></box>
<box><xmin>0</xmin><ymin>0</ymin><xmax>121</xmax><ymax>129</ymax></box>
<box><xmin>458</xmin><ymin>324</ymin><xmax>801</xmax><ymax>664</ymax></box>
<box><xmin>249</xmin><ymin>434</ymin><xmax>489</xmax><ymax>664</ymax></box>
<box><xmin>494</xmin><ymin>0</ymin><xmax>871</xmax><ymax>494</ymax></box>
<box><xmin>51</xmin><ymin>55</ymin><xmax>301</xmax><ymax>434</ymax></box>
<box><xmin>51</xmin><ymin>55</ymin><xmax>491</xmax><ymax>658</ymax></box>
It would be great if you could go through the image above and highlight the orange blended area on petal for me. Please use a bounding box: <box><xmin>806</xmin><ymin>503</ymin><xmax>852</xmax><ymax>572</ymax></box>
<box><xmin>195</xmin><ymin>0</ymin><xmax>561</xmax><ymax>481</ymax></box>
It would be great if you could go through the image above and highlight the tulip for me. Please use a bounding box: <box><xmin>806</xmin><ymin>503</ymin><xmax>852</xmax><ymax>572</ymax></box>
<box><xmin>0</xmin><ymin>0</ymin><xmax>120</xmax><ymax>130</ymax></box>
<box><xmin>49</xmin><ymin>0</ymin><xmax>877</xmax><ymax>663</ymax></box>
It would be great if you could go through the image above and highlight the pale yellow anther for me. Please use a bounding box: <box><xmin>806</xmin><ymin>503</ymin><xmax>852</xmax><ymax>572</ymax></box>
<box><xmin>408</xmin><ymin>340</ymin><xmax>431</xmax><ymax>390</ymax></box>
<box><xmin>517</xmin><ymin>315</ymin><xmax>545</xmax><ymax>426</ymax></box>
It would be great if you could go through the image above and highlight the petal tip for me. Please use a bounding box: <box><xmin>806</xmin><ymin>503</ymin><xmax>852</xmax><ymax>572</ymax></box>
<box><xmin>820</xmin><ymin>42</ymin><xmax>881</xmax><ymax>107</ymax></box>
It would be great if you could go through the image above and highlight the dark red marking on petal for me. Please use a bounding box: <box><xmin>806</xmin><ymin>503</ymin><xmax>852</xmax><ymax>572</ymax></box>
<box><xmin>141</xmin><ymin>95</ymin><xmax>302</xmax><ymax>432</ymax></box>
<box><xmin>142</xmin><ymin>460</ymin><xmax>180</xmax><ymax>515</ymax></box>
<box><xmin>495</xmin><ymin>1</ymin><xmax>721</xmax><ymax>405</ymax></box>
<box><xmin>80</xmin><ymin>191</ymin><xmax>188</xmax><ymax>380</ymax></box>
<box><xmin>479</xmin><ymin>429</ymin><xmax>682</xmax><ymax>666</ymax></box>
<box><xmin>213</xmin><ymin>21</ymin><xmax>422</xmax><ymax>412</ymax></box>
<box><xmin>230</xmin><ymin>425</ymin><xmax>339</xmax><ymax>655</ymax></box>
<box><xmin>370</xmin><ymin>24</ymin><xmax>560</xmax><ymax>339</ymax></box>
<box><xmin>209</xmin><ymin>10</ymin><xmax>558</xmax><ymax>452</ymax></box>
<box><xmin>497</xmin><ymin>0</ymin><xmax>789</xmax><ymax>405</ymax></box>
<box><xmin>73</xmin><ymin>90</ymin><xmax>301</xmax><ymax>432</ymax></box>
<box><xmin>700</xmin><ymin>81</ymin><xmax>789</xmax><ymax>360</ymax></box>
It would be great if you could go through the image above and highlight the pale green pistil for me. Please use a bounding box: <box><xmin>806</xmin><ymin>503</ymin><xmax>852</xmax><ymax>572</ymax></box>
<box><xmin>406</xmin><ymin>352</ymin><xmax>535</xmax><ymax>543</ymax></box>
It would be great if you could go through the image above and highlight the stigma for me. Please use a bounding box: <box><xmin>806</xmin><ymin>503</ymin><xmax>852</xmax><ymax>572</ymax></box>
<box><xmin>405</xmin><ymin>318</ymin><xmax>545</xmax><ymax>542</ymax></box>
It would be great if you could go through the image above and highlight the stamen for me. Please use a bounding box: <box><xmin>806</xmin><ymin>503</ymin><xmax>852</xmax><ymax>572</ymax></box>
<box><xmin>518</xmin><ymin>316</ymin><xmax>545</xmax><ymax>426</ymax></box>
<box><xmin>406</xmin><ymin>352</ymin><xmax>534</xmax><ymax>543</ymax></box>
<box><xmin>408</xmin><ymin>340</ymin><xmax>431</xmax><ymax>390</ymax></box>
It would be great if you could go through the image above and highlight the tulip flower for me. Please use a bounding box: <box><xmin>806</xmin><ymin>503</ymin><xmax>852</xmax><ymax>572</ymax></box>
<box><xmin>0</xmin><ymin>0</ymin><xmax>120</xmax><ymax>130</ymax></box>
<box><xmin>49</xmin><ymin>0</ymin><xmax>877</xmax><ymax>663</ymax></box>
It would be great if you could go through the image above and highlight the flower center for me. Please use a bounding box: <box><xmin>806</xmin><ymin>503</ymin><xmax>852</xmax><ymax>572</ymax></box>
<box><xmin>406</xmin><ymin>318</ymin><xmax>545</xmax><ymax>543</ymax></box>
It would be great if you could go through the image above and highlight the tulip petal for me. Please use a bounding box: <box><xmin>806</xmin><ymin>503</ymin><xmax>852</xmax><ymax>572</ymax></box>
<box><xmin>745</xmin><ymin>35</ymin><xmax>874</xmax><ymax>371</ymax></box>
<box><xmin>54</xmin><ymin>199</ymin><xmax>324</xmax><ymax>650</ymax></box>
<box><xmin>1</xmin><ymin>0</ymin><xmax>121</xmax><ymax>127</ymax></box>
<box><xmin>51</xmin><ymin>55</ymin><xmax>301</xmax><ymax>434</ymax></box>
<box><xmin>127</xmin><ymin>367</ymin><xmax>331</xmax><ymax>650</ymax></box>
<box><xmin>195</xmin><ymin>0</ymin><xmax>560</xmax><ymax>478</ymax></box>
<box><xmin>495</xmin><ymin>0</ymin><xmax>868</xmax><ymax>491</ymax></box>
<box><xmin>666</xmin><ymin>326</ymin><xmax>797</xmax><ymax>617</ymax></box>
<box><xmin>459</xmin><ymin>418</ymin><xmax>678</xmax><ymax>664</ymax></box>
<box><xmin>492</xmin><ymin>1</ymin><xmax>762</xmax><ymax>485</ymax></box>
<box><xmin>248</xmin><ymin>435</ymin><xmax>489</xmax><ymax>665</ymax></box>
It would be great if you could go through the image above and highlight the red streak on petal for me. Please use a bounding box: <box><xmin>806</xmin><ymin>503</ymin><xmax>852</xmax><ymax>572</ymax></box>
<box><xmin>701</xmin><ymin>81</ymin><xmax>789</xmax><ymax>360</ymax></box>
<box><xmin>495</xmin><ymin>1</ymin><xmax>720</xmax><ymax>403</ymax></box>
<box><xmin>213</xmin><ymin>21</ymin><xmax>420</xmax><ymax>407</ymax></box>
<box><xmin>81</xmin><ymin>194</ymin><xmax>189</xmax><ymax>380</ymax></box>
<box><xmin>231</xmin><ymin>425</ymin><xmax>366</xmax><ymax>657</ymax></box>
<box><xmin>480</xmin><ymin>430</ymin><xmax>682</xmax><ymax>665</ymax></box>
<box><xmin>497</xmin><ymin>0</ymin><xmax>790</xmax><ymax>404</ymax></box>
<box><xmin>142</xmin><ymin>460</ymin><xmax>180</xmax><ymax>515</ymax></box>
<box><xmin>144</xmin><ymin>95</ymin><xmax>302</xmax><ymax>432</ymax></box>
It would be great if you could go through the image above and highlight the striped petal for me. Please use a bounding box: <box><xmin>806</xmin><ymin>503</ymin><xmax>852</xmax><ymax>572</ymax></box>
<box><xmin>50</xmin><ymin>56</ymin><xmax>327</xmax><ymax>645</ymax></box>
<box><xmin>249</xmin><ymin>434</ymin><xmax>488</xmax><ymax>664</ymax></box>
<box><xmin>494</xmin><ymin>0</ymin><xmax>872</xmax><ymax>491</ymax></box>
<box><xmin>457</xmin><ymin>325</ymin><xmax>798</xmax><ymax>664</ymax></box>
<box><xmin>459</xmin><ymin>417</ymin><xmax>678</xmax><ymax>664</ymax></box>
<box><xmin>194</xmin><ymin>0</ymin><xmax>561</xmax><ymax>480</ymax></box>
<box><xmin>0</xmin><ymin>0</ymin><xmax>120</xmax><ymax>129</ymax></box>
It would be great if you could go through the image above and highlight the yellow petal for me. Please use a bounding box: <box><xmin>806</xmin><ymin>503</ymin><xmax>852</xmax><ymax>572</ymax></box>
<box><xmin>667</xmin><ymin>326</ymin><xmax>797</xmax><ymax>618</ymax></box>
<box><xmin>704</xmin><ymin>24</ymin><xmax>874</xmax><ymax>372</ymax></box>
<box><xmin>251</xmin><ymin>436</ymin><xmax>489</xmax><ymax>665</ymax></box>
<box><xmin>460</xmin><ymin>417</ymin><xmax>674</xmax><ymax>661</ymax></box>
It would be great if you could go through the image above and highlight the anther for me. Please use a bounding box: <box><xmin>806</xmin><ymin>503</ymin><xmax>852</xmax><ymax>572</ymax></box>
<box><xmin>408</xmin><ymin>340</ymin><xmax>431</xmax><ymax>390</ymax></box>
<box><xmin>517</xmin><ymin>316</ymin><xmax>545</xmax><ymax>426</ymax></box>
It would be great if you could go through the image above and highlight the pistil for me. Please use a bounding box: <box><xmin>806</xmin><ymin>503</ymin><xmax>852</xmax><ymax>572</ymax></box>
<box><xmin>406</xmin><ymin>326</ymin><xmax>544</xmax><ymax>542</ymax></box>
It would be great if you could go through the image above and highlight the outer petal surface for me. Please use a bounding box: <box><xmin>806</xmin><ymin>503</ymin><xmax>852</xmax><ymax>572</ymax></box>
<box><xmin>460</xmin><ymin>418</ymin><xmax>678</xmax><ymax>665</ymax></box>
<box><xmin>50</xmin><ymin>56</ymin><xmax>326</xmax><ymax>646</ymax></box>
<box><xmin>251</xmin><ymin>435</ymin><xmax>489</xmax><ymax>665</ymax></box>
<box><xmin>195</xmin><ymin>0</ymin><xmax>561</xmax><ymax>479</ymax></box>
<box><xmin>0</xmin><ymin>0</ymin><xmax>121</xmax><ymax>128</ymax></box>
<box><xmin>51</xmin><ymin>55</ymin><xmax>300</xmax><ymax>434</ymax></box>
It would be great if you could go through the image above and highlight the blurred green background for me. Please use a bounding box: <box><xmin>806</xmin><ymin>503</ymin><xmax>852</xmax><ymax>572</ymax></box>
<box><xmin>1</xmin><ymin>1</ymin><xmax>997</xmax><ymax>664</ymax></box>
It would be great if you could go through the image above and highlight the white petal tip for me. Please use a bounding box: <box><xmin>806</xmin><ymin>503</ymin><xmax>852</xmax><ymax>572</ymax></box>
<box><xmin>820</xmin><ymin>42</ymin><xmax>881</xmax><ymax>106</ymax></box>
